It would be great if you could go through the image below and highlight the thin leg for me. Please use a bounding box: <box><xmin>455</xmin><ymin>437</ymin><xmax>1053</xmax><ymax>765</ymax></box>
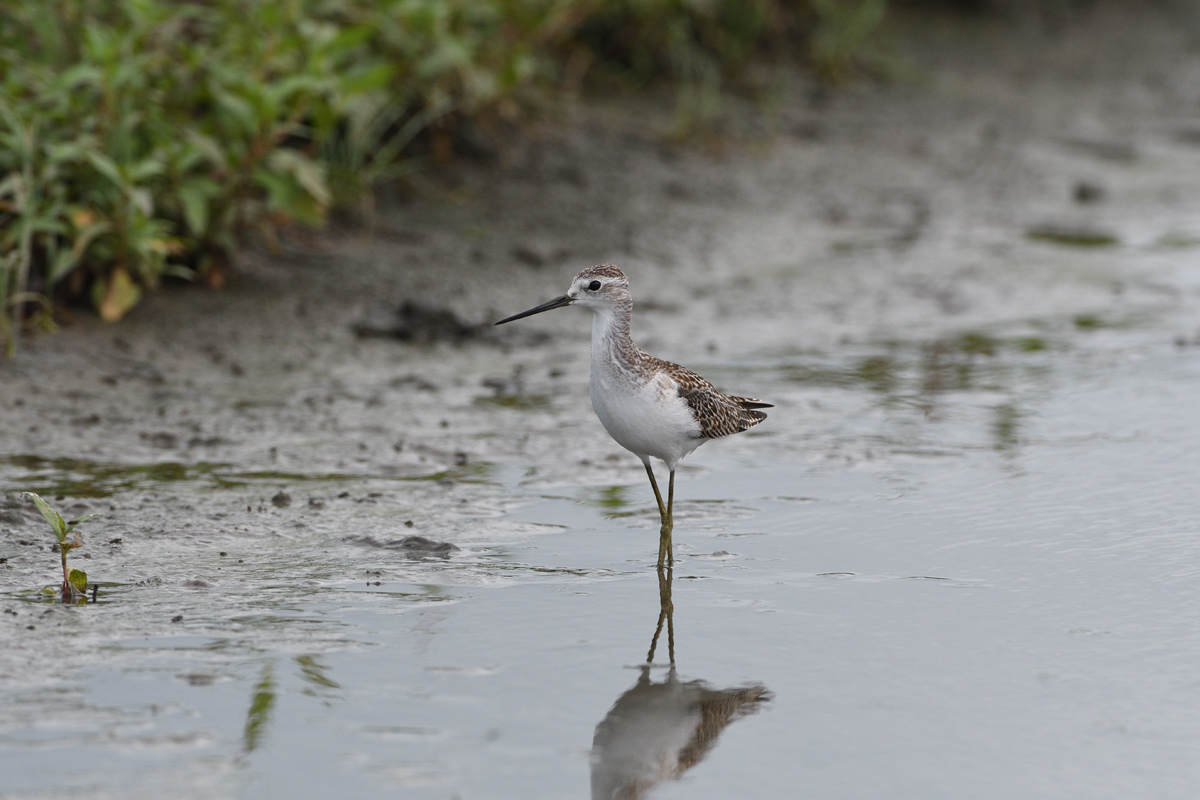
<box><xmin>643</xmin><ymin>460</ymin><xmax>675</xmax><ymax>568</ymax></box>
<box><xmin>643</xmin><ymin>459</ymin><xmax>667</xmax><ymax>519</ymax></box>
<box><xmin>667</xmin><ymin>469</ymin><xmax>675</xmax><ymax>523</ymax></box>
<box><xmin>659</xmin><ymin>469</ymin><xmax>675</xmax><ymax>567</ymax></box>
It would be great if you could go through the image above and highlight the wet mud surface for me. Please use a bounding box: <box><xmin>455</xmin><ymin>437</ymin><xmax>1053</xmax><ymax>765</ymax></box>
<box><xmin>3</xmin><ymin>4</ymin><xmax>1200</xmax><ymax>798</ymax></box>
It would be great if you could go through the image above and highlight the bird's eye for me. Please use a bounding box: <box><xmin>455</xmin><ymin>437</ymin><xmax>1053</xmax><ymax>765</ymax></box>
<box><xmin>588</xmin><ymin>280</ymin><xmax>601</xmax><ymax>291</ymax></box>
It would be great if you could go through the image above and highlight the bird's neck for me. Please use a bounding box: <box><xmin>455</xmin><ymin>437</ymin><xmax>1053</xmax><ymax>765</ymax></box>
<box><xmin>590</xmin><ymin>304</ymin><xmax>642</xmax><ymax>378</ymax></box>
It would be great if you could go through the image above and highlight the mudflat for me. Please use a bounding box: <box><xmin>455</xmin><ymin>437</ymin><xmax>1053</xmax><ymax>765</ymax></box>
<box><xmin>3</xmin><ymin>4</ymin><xmax>1200</xmax><ymax>798</ymax></box>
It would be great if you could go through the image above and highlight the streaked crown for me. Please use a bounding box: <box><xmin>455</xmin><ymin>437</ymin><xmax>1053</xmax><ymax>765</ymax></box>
<box><xmin>576</xmin><ymin>264</ymin><xmax>626</xmax><ymax>283</ymax></box>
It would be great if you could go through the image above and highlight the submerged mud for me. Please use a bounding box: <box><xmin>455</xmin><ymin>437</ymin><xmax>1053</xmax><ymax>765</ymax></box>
<box><xmin>3</xmin><ymin>4</ymin><xmax>1200</xmax><ymax>798</ymax></box>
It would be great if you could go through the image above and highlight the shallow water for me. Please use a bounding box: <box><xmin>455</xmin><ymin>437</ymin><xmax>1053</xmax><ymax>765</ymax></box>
<box><xmin>4</xmin><ymin>263</ymin><xmax>1200</xmax><ymax>797</ymax></box>
<box><xmin>7</xmin><ymin>7</ymin><xmax>1200</xmax><ymax>792</ymax></box>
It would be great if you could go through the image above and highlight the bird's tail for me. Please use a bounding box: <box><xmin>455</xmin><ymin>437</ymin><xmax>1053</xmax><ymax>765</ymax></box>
<box><xmin>730</xmin><ymin>396</ymin><xmax>771</xmax><ymax>431</ymax></box>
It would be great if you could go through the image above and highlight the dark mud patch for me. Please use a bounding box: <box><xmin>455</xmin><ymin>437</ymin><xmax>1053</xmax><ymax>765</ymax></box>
<box><xmin>353</xmin><ymin>300</ymin><xmax>491</xmax><ymax>343</ymax></box>
<box><xmin>345</xmin><ymin>534</ymin><xmax>460</xmax><ymax>559</ymax></box>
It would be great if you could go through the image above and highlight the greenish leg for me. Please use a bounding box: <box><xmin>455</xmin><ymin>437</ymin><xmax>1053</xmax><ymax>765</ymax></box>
<box><xmin>644</xmin><ymin>461</ymin><xmax>667</xmax><ymax>518</ymax></box>
<box><xmin>643</xmin><ymin>461</ymin><xmax>674</xmax><ymax>568</ymax></box>
<box><xmin>664</xmin><ymin>470</ymin><xmax>675</xmax><ymax>567</ymax></box>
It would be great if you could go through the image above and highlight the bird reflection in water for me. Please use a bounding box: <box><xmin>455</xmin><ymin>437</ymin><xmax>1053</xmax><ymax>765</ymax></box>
<box><xmin>590</xmin><ymin>567</ymin><xmax>771</xmax><ymax>799</ymax></box>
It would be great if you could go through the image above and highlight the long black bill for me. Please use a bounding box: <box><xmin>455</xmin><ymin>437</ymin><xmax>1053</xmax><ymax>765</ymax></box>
<box><xmin>494</xmin><ymin>294</ymin><xmax>572</xmax><ymax>325</ymax></box>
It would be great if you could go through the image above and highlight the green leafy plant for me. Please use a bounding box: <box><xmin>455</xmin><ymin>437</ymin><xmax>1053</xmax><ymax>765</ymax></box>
<box><xmin>23</xmin><ymin>491</ymin><xmax>97</xmax><ymax>599</ymax></box>
<box><xmin>1</xmin><ymin>0</ymin><xmax>889</xmax><ymax>353</ymax></box>
<box><xmin>809</xmin><ymin>0</ymin><xmax>887</xmax><ymax>82</ymax></box>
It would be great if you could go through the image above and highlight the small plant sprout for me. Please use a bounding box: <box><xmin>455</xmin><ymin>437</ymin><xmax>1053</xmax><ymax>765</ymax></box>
<box><xmin>24</xmin><ymin>492</ymin><xmax>98</xmax><ymax>600</ymax></box>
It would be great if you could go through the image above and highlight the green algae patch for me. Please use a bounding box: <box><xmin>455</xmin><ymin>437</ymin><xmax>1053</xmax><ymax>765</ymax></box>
<box><xmin>1026</xmin><ymin>225</ymin><xmax>1120</xmax><ymax>247</ymax></box>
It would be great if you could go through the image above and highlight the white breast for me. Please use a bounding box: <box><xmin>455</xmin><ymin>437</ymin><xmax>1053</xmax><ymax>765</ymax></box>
<box><xmin>589</xmin><ymin>357</ymin><xmax>704</xmax><ymax>469</ymax></box>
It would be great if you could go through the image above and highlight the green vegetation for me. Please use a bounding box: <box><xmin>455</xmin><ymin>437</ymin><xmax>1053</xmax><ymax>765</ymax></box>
<box><xmin>1026</xmin><ymin>225</ymin><xmax>1120</xmax><ymax>248</ymax></box>
<box><xmin>0</xmin><ymin>0</ymin><xmax>887</xmax><ymax>354</ymax></box>
<box><xmin>241</xmin><ymin>662</ymin><xmax>277</xmax><ymax>757</ymax></box>
<box><xmin>991</xmin><ymin>402</ymin><xmax>1019</xmax><ymax>450</ymax></box>
<box><xmin>23</xmin><ymin>491</ymin><xmax>97</xmax><ymax>599</ymax></box>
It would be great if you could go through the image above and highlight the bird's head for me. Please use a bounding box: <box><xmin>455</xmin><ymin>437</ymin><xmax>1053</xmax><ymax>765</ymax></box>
<box><xmin>495</xmin><ymin>264</ymin><xmax>631</xmax><ymax>325</ymax></box>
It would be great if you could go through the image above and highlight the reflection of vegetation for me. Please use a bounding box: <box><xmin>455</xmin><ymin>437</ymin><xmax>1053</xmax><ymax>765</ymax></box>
<box><xmin>1014</xmin><ymin>336</ymin><xmax>1048</xmax><ymax>352</ymax></box>
<box><xmin>586</xmin><ymin>485</ymin><xmax>631</xmax><ymax>517</ymax></box>
<box><xmin>855</xmin><ymin>354</ymin><xmax>897</xmax><ymax>394</ymax></box>
<box><xmin>1155</xmin><ymin>232</ymin><xmax>1200</xmax><ymax>249</ymax></box>
<box><xmin>781</xmin><ymin>328</ymin><xmax>1061</xmax><ymax>452</ymax></box>
<box><xmin>241</xmin><ymin>663</ymin><xmax>277</xmax><ymax>757</ymax></box>
<box><xmin>1071</xmin><ymin>313</ymin><xmax>1145</xmax><ymax>331</ymax></box>
<box><xmin>781</xmin><ymin>363</ymin><xmax>861</xmax><ymax>388</ymax></box>
<box><xmin>991</xmin><ymin>403</ymin><xmax>1019</xmax><ymax>450</ymax></box>
<box><xmin>920</xmin><ymin>339</ymin><xmax>978</xmax><ymax>396</ymax></box>
<box><xmin>784</xmin><ymin>332</ymin><xmax>1044</xmax><ymax>397</ymax></box>
<box><xmin>954</xmin><ymin>332</ymin><xmax>997</xmax><ymax>357</ymax></box>
<box><xmin>297</xmin><ymin>654</ymin><xmax>341</xmax><ymax>699</ymax></box>
<box><xmin>783</xmin><ymin>352</ymin><xmax>901</xmax><ymax>391</ymax></box>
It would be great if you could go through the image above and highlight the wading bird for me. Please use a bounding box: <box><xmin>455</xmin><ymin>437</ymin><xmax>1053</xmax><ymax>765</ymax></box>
<box><xmin>495</xmin><ymin>265</ymin><xmax>771</xmax><ymax>567</ymax></box>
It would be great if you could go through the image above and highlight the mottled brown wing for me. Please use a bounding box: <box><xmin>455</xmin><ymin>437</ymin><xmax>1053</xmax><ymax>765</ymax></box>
<box><xmin>677</xmin><ymin>684</ymin><xmax>771</xmax><ymax>771</ymax></box>
<box><xmin>666</xmin><ymin>362</ymin><xmax>772</xmax><ymax>439</ymax></box>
